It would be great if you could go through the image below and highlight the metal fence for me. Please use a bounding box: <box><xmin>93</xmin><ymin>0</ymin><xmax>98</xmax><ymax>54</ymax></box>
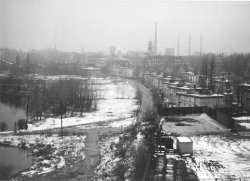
<box><xmin>158</xmin><ymin>106</ymin><xmax>208</xmax><ymax>116</ymax></box>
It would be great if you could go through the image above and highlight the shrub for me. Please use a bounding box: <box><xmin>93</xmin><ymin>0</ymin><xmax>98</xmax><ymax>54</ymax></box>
<box><xmin>113</xmin><ymin>162</ymin><xmax>128</xmax><ymax>180</ymax></box>
<box><xmin>17</xmin><ymin>119</ymin><xmax>28</xmax><ymax>130</ymax></box>
<box><xmin>0</xmin><ymin>121</ymin><xmax>7</xmax><ymax>132</ymax></box>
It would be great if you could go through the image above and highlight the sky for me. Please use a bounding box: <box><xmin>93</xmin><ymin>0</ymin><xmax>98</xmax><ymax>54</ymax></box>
<box><xmin>0</xmin><ymin>0</ymin><xmax>250</xmax><ymax>55</ymax></box>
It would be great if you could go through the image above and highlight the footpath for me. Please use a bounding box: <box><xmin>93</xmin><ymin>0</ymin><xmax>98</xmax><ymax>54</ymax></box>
<box><xmin>70</xmin><ymin>129</ymin><xmax>100</xmax><ymax>181</ymax></box>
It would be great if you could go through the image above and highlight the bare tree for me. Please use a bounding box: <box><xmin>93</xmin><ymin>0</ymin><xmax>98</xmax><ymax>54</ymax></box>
<box><xmin>0</xmin><ymin>121</ymin><xmax>7</xmax><ymax>132</ymax></box>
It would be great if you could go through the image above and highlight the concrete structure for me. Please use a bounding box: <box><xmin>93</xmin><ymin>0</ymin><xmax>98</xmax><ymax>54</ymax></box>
<box><xmin>165</xmin><ymin>48</ymin><xmax>174</xmax><ymax>56</ymax></box>
<box><xmin>81</xmin><ymin>67</ymin><xmax>101</xmax><ymax>77</ymax></box>
<box><xmin>168</xmin><ymin>85</ymin><xmax>193</xmax><ymax>105</ymax></box>
<box><xmin>176</xmin><ymin>137</ymin><xmax>193</xmax><ymax>155</ymax></box>
<box><xmin>235</xmin><ymin>83</ymin><xmax>250</xmax><ymax>108</ymax></box>
<box><xmin>148</xmin><ymin>41</ymin><xmax>153</xmax><ymax>56</ymax></box>
<box><xmin>120</xmin><ymin>67</ymin><xmax>134</xmax><ymax>78</ymax></box>
<box><xmin>182</xmin><ymin>72</ymin><xmax>199</xmax><ymax>85</ymax></box>
<box><xmin>110</xmin><ymin>46</ymin><xmax>116</xmax><ymax>57</ymax></box>
<box><xmin>111</xmin><ymin>66</ymin><xmax>134</xmax><ymax>78</ymax></box>
<box><xmin>155</xmin><ymin>23</ymin><xmax>157</xmax><ymax>55</ymax></box>
<box><xmin>176</xmin><ymin>92</ymin><xmax>224</xmax><ymax>108</ymax></box>
<box><xmin>214</xmin><ymin>77</ymin><xmax>230</xmax><ymax>94</ymax></box>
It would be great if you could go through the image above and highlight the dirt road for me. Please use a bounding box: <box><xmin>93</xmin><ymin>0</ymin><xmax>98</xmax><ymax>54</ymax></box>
<box><xmin>70</xmin><ymin>129</ymin><xmax>100</xmax><ymax>181</ymax></box>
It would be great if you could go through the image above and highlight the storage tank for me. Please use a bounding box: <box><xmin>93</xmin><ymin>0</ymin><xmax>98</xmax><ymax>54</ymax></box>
<box><xmin>176</xmin><ymin>137</ymin><xmax>193</xmax><ymax>155</ymax></box>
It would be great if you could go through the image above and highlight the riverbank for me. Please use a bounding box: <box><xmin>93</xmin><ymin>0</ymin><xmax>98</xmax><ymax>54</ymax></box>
<box><xmin>0</xmin><ymin>134</ymin><xmax>86</xmax><ymax>180</ymax></box>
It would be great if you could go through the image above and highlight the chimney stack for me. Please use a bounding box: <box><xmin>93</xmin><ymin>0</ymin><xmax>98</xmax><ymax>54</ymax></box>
<box><xmin>177</xmin><ymin>36</ymin><xmax>180</xmax><ymax>56</ymax></box>
<box><xmin>189</xmin><ymin>36</ymin><xmax>191</xmax><ymax>56</ymax></box>
<box><xmin>200</xmin><ymin>35</ymin><xmax>203</xmax><ymax>56</ymax></box>
<box><xmin>155</xmin><ymin>23</ymin><xmax>157</xmax><ymax>55</ymax></box>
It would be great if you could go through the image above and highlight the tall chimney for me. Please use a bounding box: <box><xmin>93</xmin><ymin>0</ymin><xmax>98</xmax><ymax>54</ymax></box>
<box><xmin>177</xmin><ymin>36</ymin><xmax>180</xmax><ymax>56</ymax></box>
<box><xmin>189</xmin><ymin>36</ymin><xmax>191</xmax><ymax>56</ymax></box>
<box><xmin>200</xmin><ymin>34</ymin><xmax>203</xmax><ymax>56</ymax></box>
<box><xmin>155</xmin><ymin>23</ymin><xmax>157</xmax><ymax>55</ymax></box>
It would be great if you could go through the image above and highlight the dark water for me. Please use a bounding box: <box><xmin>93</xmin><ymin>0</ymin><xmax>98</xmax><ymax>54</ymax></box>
<box><xmin>0</xmin><ymin>77</ymin><xmax>98</xmax><ymax>131</ymax></box>
<box><xmin>0</xmin><ymin>146</ymin><xmax>33</xmax><ymax>179</ymax></box>
<box><xmin>0</xmin><ymin>101</ymin><xmax>26</xmax><ymax>131</ymax></box>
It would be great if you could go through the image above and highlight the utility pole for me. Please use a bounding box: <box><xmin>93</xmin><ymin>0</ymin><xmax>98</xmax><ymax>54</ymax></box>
<box><xmin>59</xmin><ymin>101</ymin><xmax>64</xmax><ymax>138</ymax></box>
<box><xmin>26</xmin><ymin>96</ymin><xmax>29</xmax><ymax>129</ymax></box>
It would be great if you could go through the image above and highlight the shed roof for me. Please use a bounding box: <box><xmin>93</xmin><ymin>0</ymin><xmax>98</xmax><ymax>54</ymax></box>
<box><xmin>177</xmin><ymin>137</ymin><xmax>192</xmax><ymax>143</ymax></box>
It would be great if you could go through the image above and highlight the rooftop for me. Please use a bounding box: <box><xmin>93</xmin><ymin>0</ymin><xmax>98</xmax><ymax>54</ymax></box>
<box><xmin>176</xmin><ymin>92</ymin><xmax>224</xmax><ymax>98</ymax></box>
<box><xmin>177</xmin><ymin>137</ymin><xmax>192</xmax><ymax>142</ymax></box>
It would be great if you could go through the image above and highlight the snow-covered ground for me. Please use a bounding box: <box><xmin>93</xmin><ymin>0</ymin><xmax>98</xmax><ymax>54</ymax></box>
<box><xmin>95</xmin><ymin>135</ymin><xmax>121</xmax><ymax>181</ymax></box>
<box><xmin>27</xmin><ymin>79</ymin><xmax>138</xmax><ymax>131</ymax></box>
<box><xmin>190</xmin><ymin>135</ymin><xmax>250</xmax><ymax>179</ymax></box>
<box><xmin>95</xmin><ymin>132</ymin><xmax>139</xmax><ymax>181</ymax></box>
<box><xmin>233</xmin><ymin>116</ymin><xmax>250</xmax><ymax>130</ymax></box>
<box><xmin>162</xmin><ymin>114</ymin><xmax>228</xmax><ymax>136</ymax></box>
<box><xmin>239</xmin><ymin>123</ymin><xmax>250</xmax><ymax>129</ymax></box>
<box><xmin>0</xmin><ymin>135</ymin><xmax>86</xmax><ymax>177</ymax></box>
<box><xmin>233</xmin><ymin>116</ymin><xmax>250</xmax><ymax>121</ymax></box>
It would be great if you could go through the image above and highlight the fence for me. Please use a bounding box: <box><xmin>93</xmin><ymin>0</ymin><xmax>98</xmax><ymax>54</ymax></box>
<box><xmin>158</xmin><ymin>106</ymin><xmax>208</xmax><ymax>116</ymax></box>
<box><xmin>157</xmin><ymin>106</ymin><xmax>248</xmax><ymax>130</ymax></box>
<box><xmin>207</xmin><ymin>107</ymin><xmax>236</xmax><ymax>130</ymax></box>
<box><xmin>192</xmin><ymin>178</ymin><xmax>250</xmax><ymax>181</ymax></box>
<box><xmin>15</xmin><ymin>125</ymin><xmax>126</xmax><ymax>137</ymax></box>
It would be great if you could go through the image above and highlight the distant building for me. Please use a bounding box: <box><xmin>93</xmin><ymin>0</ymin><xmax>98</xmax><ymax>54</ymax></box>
<box><xmin>235</xmin><ymin>83</ymin><xmax>250</xmax><ymax>108</ymax></box>
<box><xmin>110</xmin><ymin>46</ymin><xmax>116</xmax><ymax>57</ymax></box>
<box><xmin>120</xmin><ymin>67</ymin><xmax>134</xmax><ymax>78</ymax></box>
<box><xmin>176</xmin><ymin>92</ymin><xmax>224</xmax><ymax>108</ymax></box>
<box><xmin>148</xmin><ymin>41</ymin><xmax>153</xmax><ymax>56</ymax></box>
<box><xmin>111</xmin><ymin>66</ymin><xmax>134</xmax><ymax>78</ymax></box>
<box><xmin>81</xmin><ymin>67</ymin><xmax>101</xmax><ymax>77</ymax></box>
<box><xmin>117</xmin><ymin>50</ymin><xmax>122</xmax><ymax>57</ymax></box>
<box><xmin>165</xmin><ymin>48</ymin><xmax>174</xmax><ymax>56</ymax></box>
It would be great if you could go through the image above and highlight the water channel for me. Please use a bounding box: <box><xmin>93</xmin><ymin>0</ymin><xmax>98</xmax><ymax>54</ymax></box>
<box><xmin>0</xmin><ymin>146</ymin><xmax>33</xmax><ymax>179</ymax></box>
<box><xmin>0</xmin><ymin>101</ymin><xmax>26</xmax><ymax>131</ymax></box>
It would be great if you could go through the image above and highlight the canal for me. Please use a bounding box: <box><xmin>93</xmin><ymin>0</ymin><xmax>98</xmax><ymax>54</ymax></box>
<box><xmin>0</xmin><ymin>101</ymin><xmax>26</xmax><ymax>131</ymax></box>
<box><xmin>0</xmin><ymin>146</ymin><xmax>32</xmax><ymax>179</ymax></box>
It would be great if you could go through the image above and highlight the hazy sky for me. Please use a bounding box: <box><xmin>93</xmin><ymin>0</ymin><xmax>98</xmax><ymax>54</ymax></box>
<box><xmin>1</xmin><ymin>0</ymin><xmax>250</xmax><ymax>55</ymax></box>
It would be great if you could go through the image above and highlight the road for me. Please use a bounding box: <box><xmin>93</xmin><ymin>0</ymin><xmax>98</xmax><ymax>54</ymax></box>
<box><xmin>129</xmin><ymin>79</ymin><xmax>155</xmax><ymax>122</ymax></box>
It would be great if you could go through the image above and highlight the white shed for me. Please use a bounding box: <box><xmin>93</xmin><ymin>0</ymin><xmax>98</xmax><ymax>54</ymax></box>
<box><xmin>176</xmin><ymin>137</ymin><xmax>193</xmax><ymax>155</ymax></box>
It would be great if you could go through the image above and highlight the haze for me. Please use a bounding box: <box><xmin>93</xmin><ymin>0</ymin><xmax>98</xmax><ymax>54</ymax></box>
<box><xmin>1</xmin><ymin>0</ymin><xmax>250</xmax><ymax>55</ymax></box>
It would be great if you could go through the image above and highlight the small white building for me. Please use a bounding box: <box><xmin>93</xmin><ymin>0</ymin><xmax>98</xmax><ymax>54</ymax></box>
<box><xmin>176</xmin><ymin>137</ymin><xmax>193</xmax><ymax>155</ymax></box>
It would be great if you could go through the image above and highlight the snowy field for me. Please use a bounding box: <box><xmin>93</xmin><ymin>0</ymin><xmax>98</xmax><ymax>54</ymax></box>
<box><xmin>239</xmin><ymin>123</ymin><xmax>250</xmax><ymax>129</ymax></box>
<box><xmin>190</xmin><ymin>135</ymin><xmax>250</xmax><ymax>180</ymax></box>
<box><xmin>95</xmin><ymin>135</ymin><xmax>121</xmax><ymax>181</ymax></box>
<box><xmin>0</xmin><ymin>135</ymin><xmax>86</xmax><ymax>177</ymax></box>
<box><xmin>233</xmin><ymin>116</ymin><xmax>250</xmax><ymax>130</ymax></box>
<box><xmin>27</xmin><ymin>78</ymin><xmax>138</xmax><ymax>131</ymax></box>
<box><xmin>162</xmin><ymin>114</ymin><xmax>228</xmax><ymax>136</ymax></box>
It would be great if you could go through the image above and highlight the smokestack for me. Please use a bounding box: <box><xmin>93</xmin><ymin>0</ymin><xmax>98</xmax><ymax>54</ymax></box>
<box><xmin>155</xmin><ymin>23</ymin><xmax>157</xmax><ymax>55</ymax></box>
<box><xmin>189</xmin><ymin>36</ymin><xmax>191</xmax><ymax>56</ymax></box>
<box><xmin>177</xmin><ymin>36</ymin><xmax>180</xmax><ymax>56</ymax></box>
<box><xmin>200</xmin><ymin>35</ymin><xmax>203</xmax><ymax>56</ymax></box>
